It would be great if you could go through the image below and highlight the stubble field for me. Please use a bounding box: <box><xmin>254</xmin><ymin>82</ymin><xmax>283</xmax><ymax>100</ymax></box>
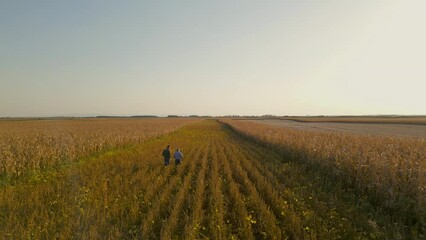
<box><xmin>0</xmin><ymin>119</ymin><xmax>424</xmax><ymax>239</ymax></box>
<box><xmin>249</xmin><ymin>119</ymin><xmax>426</xmax><ymax>138</ymax></box>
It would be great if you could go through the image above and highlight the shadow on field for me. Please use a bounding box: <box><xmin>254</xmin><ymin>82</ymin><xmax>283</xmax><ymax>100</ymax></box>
<box><xmin>220</xmin><ymin>121</ymin><xmax>424</xmax><ymax>239</ymax></box>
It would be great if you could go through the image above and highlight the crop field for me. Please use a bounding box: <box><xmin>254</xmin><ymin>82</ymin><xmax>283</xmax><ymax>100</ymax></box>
<box><xmin>280</xmin><ymin>116</ymin><xmax>426</xmax><ymax>125</ymax></box>
<box><xmin>249</xmin><ymin>119</ymin><xmax>426</xmax><ymax>138</ymax></box>
<box><xmin>0</xmin><ymin>119</ymin><xmax>425</xmax><ymax>239</ymax></box>
<box><xmin>0</xmin><ymin>118</ymin><xmax>200</xmax><ymax>179</ymax></box>
<box><xmin>223</xmin><ymin>119</ymin><xmax>426</xmax><ymax>238</ymax></box>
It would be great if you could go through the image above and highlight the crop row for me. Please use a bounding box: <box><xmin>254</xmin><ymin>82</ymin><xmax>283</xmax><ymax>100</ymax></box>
<box><xmin>222</xmin><ymin>119</ymin><xmax>426</xmax><ymax>237</ymax></box>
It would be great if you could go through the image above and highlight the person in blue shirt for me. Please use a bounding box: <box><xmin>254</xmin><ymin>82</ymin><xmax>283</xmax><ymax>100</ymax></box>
<box><xmin>173</xmin><ymin>148</ymin><xmax>184</xmax><ymax>165</ymax></box>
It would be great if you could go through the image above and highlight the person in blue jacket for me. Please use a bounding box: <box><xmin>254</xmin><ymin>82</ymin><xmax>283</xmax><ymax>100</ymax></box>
<box><xmin>173</xmin><ymin>148</ymin><xmax>184</xmax><ymax>165</ymax></box>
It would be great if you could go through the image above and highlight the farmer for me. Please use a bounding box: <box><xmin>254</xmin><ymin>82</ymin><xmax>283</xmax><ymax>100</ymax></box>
<box><xmin>162</xmin><ymin>145</ymin><xmax>171</xmax><ymax>166</ymax></box>
<box><xmin>174</xmin><ymin>148</ymin><xmax>184</xmax><ymax>165</ymax></box>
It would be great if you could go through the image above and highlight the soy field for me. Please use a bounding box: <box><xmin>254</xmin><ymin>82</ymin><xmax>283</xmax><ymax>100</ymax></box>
<box><xmin>0</xmin><ymin>119</ymin><xmax>424</xmax><ymax>239</ymax></box>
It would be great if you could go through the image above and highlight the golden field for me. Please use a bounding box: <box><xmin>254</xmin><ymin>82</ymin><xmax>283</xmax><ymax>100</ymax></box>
<box><xmin>0</xmin><ymin>118</ymin><xmax>200</xmax><ymax>179</ymax></box>
<box><xmin>0</xmin><ymin>119</ymin><xmax>424</xmax><ymax>239</ymax></box>
<box><xmin>222</xmin><ymin>119</ymin><xmax>426</xmax><ymax>238</ymax></box>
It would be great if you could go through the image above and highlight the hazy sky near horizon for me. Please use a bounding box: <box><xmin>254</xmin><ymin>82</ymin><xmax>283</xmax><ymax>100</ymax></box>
<box><xmin>1</xmin><ymin>0</ymin><xmax>425</xmax><ymax>117</ymax></box>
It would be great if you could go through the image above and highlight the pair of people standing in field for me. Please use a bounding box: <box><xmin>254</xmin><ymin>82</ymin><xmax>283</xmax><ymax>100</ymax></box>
<box><xmin>162</xmin><ymin>145</ymin><xmax>184</xmax><ymax>166</ymax></box>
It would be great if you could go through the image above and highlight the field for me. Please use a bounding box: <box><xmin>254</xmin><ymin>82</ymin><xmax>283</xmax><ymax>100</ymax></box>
<box><xmin>0</xmin><ymin>119</ymin><xmax>425</xmax><ymax>239</ymax></box>
<box><xmin>223</xmin><ymin>119</ymin><xmax>426</xmax><ymax>238</ymax></box>
<box><xmin>0</xmin><ymin>118</ymin><xmax>200</xmax><ymax>179</ymax></box>
<box><xmin>249</xmin><ymin>119</ymin><xmax>426</xmax><ymax>138</ymax></box>
<box><xmin>280</xmin><ymin>116</ymin><xmax>426</xmax><ymax>125</ymax></box>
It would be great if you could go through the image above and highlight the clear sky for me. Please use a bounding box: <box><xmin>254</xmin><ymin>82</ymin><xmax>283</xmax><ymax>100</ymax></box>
<box><xmin>1</xmin><ymin>0</ymin><xmax>425</xmax><ymax>117</ymax></box>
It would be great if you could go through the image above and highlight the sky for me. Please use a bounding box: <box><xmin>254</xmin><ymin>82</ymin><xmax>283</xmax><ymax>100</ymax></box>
<box><xmin>1</xmin><ymin>0</ymin><xmax>425</xmax><ymax>117</ymax></box>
